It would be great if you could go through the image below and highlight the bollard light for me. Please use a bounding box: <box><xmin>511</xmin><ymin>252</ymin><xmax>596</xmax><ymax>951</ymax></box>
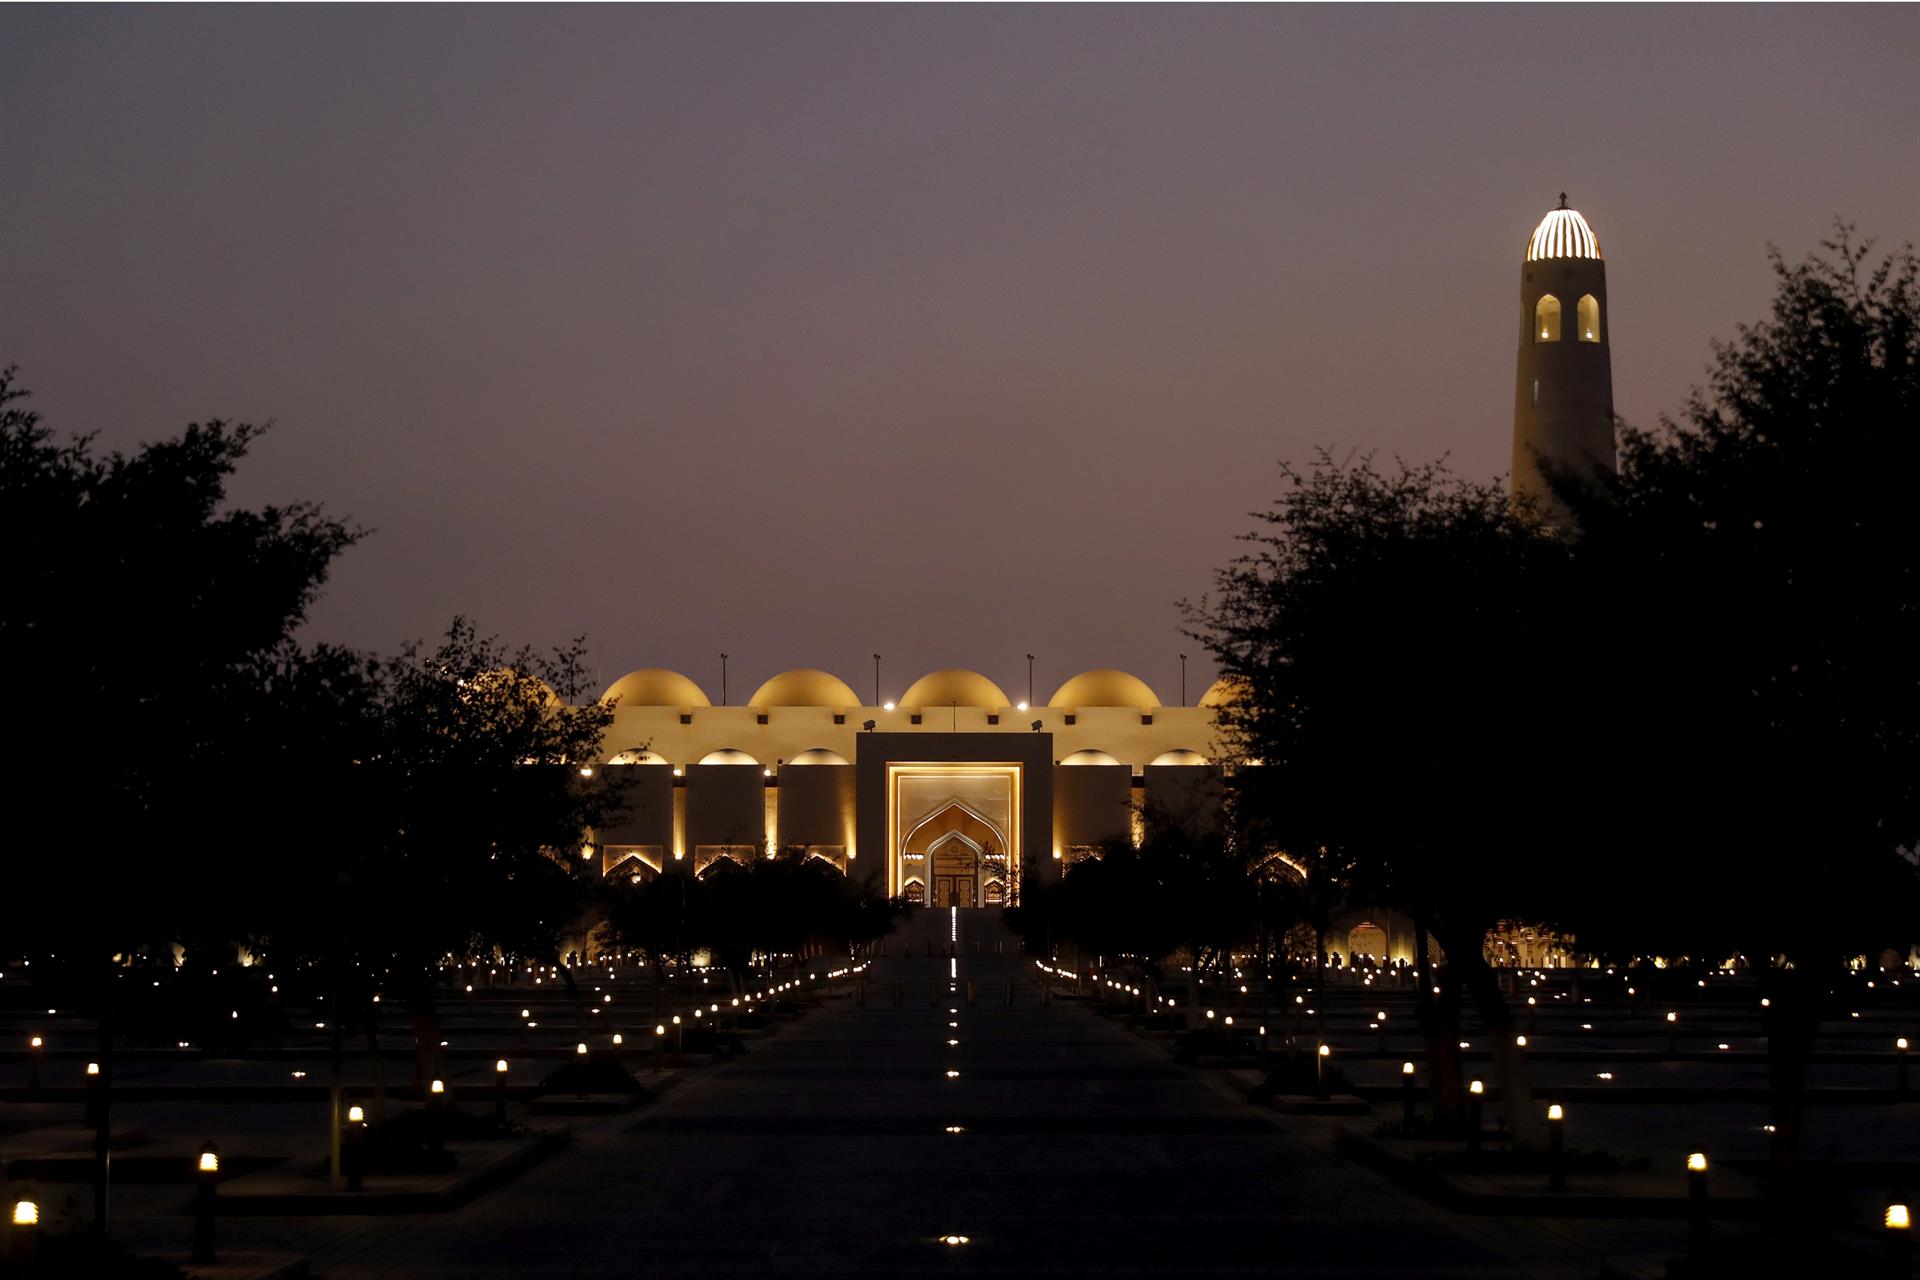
<box><xmin>348</xmin><ymin>1104</ymin><xmax>365</xmax><ymax>1123</ymax></box>
<box><xmin>191</xmin><ymin>1141</ymin><xmax>220</xmax><ymax>1263</ymax></box>
<box><xmin>1546</xmin><ymin>1103</ymin><xmax>1566</xmax><ymax>1192</ymax></box>
<box><xmin>13</xmin><ymin>1199</ymin><xmax>38</xmax><ymax>1225</ymax></box>
<box><xmin>1515</xmin><ymin>1035</ymin><xmax>1528</xmax><ymax>1048</ymax></box>
<box><xmin>1467</xmin><ymin>1078</ymin><xmax>1485</xmax><ymax>1155</ymax></box>
<box><xmin>575</xmin><ymin>1042</ymin><xmax>587</xmax><ymax>1056</ymax></box>
<box><xmin>430</xmin><ymin>1078</ymin><xmax>445</xmax><ymax>1095</ymax></box>
<box><xmin>1889</xmin><ymin>1203</ymin><xmax>1911</xmax><ymax>1230</ymax></box>
<box><xmin>86</xmin><ymin>1061</ymin><xmax>100</xmax><ymax>1076</ymax></box>
<box><xmin>1401</xmin><ymin>1060</ymin><xmax>1415</xmax><ymax>1076</ymax></box>
<box><xmin>1686</xmin><ymin>1150</ymin><xmax>1710</xmax><ymax>1257</ymax></box>
<box><xmin>496</xmin><ymin>1059</ymin><xmax>508</xmax><ymax>1074</ymax></box>
<box><xmin>612</xmin><ymin>1033</ymin><xmax>623</xmax><ymax>1046</ymax></box>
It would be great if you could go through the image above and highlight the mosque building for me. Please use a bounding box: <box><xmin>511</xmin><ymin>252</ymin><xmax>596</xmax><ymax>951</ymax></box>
<box><xmin>589</xmin><ymin>198</ymin><xmax>1615</xmax><ymax>950</ymax></box>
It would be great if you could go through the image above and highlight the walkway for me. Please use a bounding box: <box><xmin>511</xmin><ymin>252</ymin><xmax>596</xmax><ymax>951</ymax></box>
<box><xmin>227</xmin><ymin>910</ymin><xmax>1672</xmax><ymax>1277</ymax></box>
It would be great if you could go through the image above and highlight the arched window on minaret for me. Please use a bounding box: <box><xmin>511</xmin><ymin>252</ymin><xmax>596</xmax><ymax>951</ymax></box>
<box><xmin>1534</xmin><ymin>294</ymin><xmax>1562</xmax><ymax>342</ymax></box>
<box><xmin>1577</xmin><ymin>294</ymin><xmax>1601</xmax><ymax>343</ymax></box>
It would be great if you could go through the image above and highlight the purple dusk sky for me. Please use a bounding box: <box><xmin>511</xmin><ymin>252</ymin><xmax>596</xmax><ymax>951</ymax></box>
<box><xmin>4</xmin><ymin>5</ymin><xmax>1917</xmax><ymax>704</ymax></box>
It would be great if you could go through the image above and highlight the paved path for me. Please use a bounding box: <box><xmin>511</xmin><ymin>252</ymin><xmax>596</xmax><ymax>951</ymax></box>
<box><xmin>201</xmin><ymin>910</ymin><xmax>1675</xmax><ymax>1277</ymax></box>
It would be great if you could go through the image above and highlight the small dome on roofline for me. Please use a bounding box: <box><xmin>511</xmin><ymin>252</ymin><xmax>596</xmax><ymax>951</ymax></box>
<box><xmin>1048</xmin><ymin>669</ymin><xmax>1161</xmax><ymax>710</ymax></box>
<box><xmin>1198</xmin><ymin>677</ymin><xmax>1248</xmax><ymax>708</ymax></box>
<box><xmin>748</xmin><ymin>668</ymin><xmax>859</xmax><ymax>707</ymax></box>
<box><xmin>602</xmin><ymin>668</ymin><xmax>710</xmax><ymax>707</ymax></box>
<box><xmin>900</xmin><ymin>669</ymin><xmax>1011</xmax><ymax>708</ymax></box>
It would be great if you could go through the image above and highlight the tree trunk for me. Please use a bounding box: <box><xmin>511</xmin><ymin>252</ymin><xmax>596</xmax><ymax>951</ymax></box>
<box><xmin>1313</xmin><ymin>924</ymin><xmax>1329</xmax><ymax>1047</ymax></box>
<box><xmin>1761</xmin><ymin>962</ymin><xmax>1823</xmax><ymax>1240</ymax></box>
<box><xmin>1457</xmin><ymin>947</ymin><xmax>1540</xmax><ymax>1150</ymax></box>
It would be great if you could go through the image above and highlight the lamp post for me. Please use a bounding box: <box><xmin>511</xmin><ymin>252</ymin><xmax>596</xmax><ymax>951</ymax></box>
<box><xmin>1686</xmin><ymin>1151</ymin><xmax>1710</xmax><ymax>1259</ymax></box>
<box><xmin>654</xmin><ymin>1023</ymin><xmax>666</xmax><ymax>1072</ymax></box>
<box><xmin>427</xmin><ymin>1079</ymin><xmax>446</xmax><ymax>1158</ymax></box>
<box><xmin>494</xmin><ymin>1059</ymin><xmax>509</xmax><ymax>1122</ymax></box>
<box><xmin>10</xmin><ymin>1196</ymin><xmax>38</xmax><ymax>1271</ymax></box>
<box><xmin>1467</xmin><ymin>1078</ymin><xmax>1485</xmax><ymax>1155</ymax></box>
<box><xmin>1666</xmin><ymin>1010</ymin><xmax>1678</xmax><ymax>1056</ymax></box>
<box><xmin>1401</xmin><ymin>1061</ymin><xmax>1417</xmax><ymax>1130</ymax></box>
<box><xmin>1316</xmin><ymin>1043</ymin><xmax>1331</xmax><ymax>1100</ymax></box>
<box><xmin>1178</xmin><ymin>653</ymin><xmax>1187</xmax><ymax>705</ymax></box>
<box><xmin>1026</xmin><ymin>654</ymin><xmax>1034</xmax><ymax>708</ymax></box>
<box><xmin>1887</xmin><ymin>1203</ymin><xmax>1912</xmax><ymax>1279</ymax></box>
<box><xmin>344</xmin><ymin>1105</ymin><xmax>366</xmax><ymax>1192</ymax></box>
<box><xmin>720</xmin><ymin>653</ymin><xmax>728</xmax><ymax>706</ymax></box>
<box><xmin>1899</xmin><ymin>1038</ymin><xmax>1910</xmax><ymax>1098</ymax></box>
<box><xmin>190</xmin><ymin>1143</ymin><xmax>219</xmax><ymax>1264</ymax></box>
<box><xmin>1546</xmin><ymin>1104</ymin><xmax>1566</xmax><ymax>1192</ymax></box>
<box><xmin>85</xmin><ymin>1058</ymin><xmax>107</xmax><ymax>1233</ymax></box>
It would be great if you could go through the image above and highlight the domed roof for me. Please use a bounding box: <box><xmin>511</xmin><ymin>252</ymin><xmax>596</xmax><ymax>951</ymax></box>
<box><xmin>748</xmin><ymin>668</ymin><xmax>859</xmax><ymax>708</ymax></box>
<box><xmin>601</xmin><ymin>668</ymin><xmax>711</xmax><ymax>708</ymax></box>
<box><xmin>469</xmin><ymin>669</ymin><xmax>563</xmax><ymax>707</ymax></box>
<box><xmin>1526</xmin><ymin>199</ymin><xmax>1602</xmax><ymax>262</ymax></box>
<box><xmin>899</xmin><ymin>668</ymin><xmax>1011</xmax><ymax>708</ymax></box>
<box><xmin>1048</xmin><ymin>669</ymin><xmax>1161</xmax><ymax>710</ymax></box>
<box><xmin>1198</xmin><ymin>676</ymin><xmax>1249</xmax><ymax>708</ymax></box>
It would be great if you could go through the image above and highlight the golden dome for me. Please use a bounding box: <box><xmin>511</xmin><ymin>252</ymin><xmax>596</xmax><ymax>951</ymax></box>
<box><xmin>748</xmin><ymin>668</ymin><xmax>859</xmax><ymax>708</ymax></box>
<box><xmin>899</xmin><ymin>668</ymin><xmax>1011</xmax><ymax>708</ymax></box>
<box><xmin>1198</xmin><ymin>677</ymin><xmax>1249</xmax><ymax>708</ymax></box>
<box><xmin>469</xmin><ymin>669</ymin><xmax>563</xmax><ymax>707</ymax></box>
<box><xmin>601</xmin><ymin>668</ymin><xmax>711</xmax><ymax>708</ymax></box>
<box><xmin>1047</xmin><ymin>669</ymin><xmax>1161</xmax><ymax>710</ymax></box>
<box><xmin>1526</xmin><ymin>201</ymin><xmax>1602</xmax><ymax>262</ymax></box>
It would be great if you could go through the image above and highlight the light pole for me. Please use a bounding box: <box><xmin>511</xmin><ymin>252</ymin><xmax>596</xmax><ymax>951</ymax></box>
<box><xmin>1546</xmin><ymin>1104</ymin><xmax>1566</xmax><ymax>1192</ymax></box>
<box><xmin>1686</xmin><ymin>1151</ymin><xmax>1710</xmax><ymax>1258</ymax></box>
<box><xmin>873</xmin><ymin>654</ymin><xmax>881</xmax><ymax>706</ymax></box>
<box><xmin>1026</xmin><ymin>654</ymin><xmax>1034</xmax><ymax>707</ymax></box>
<box><xmin>720</xmin><ymin>654</ymin><xmax>728</xmax><ymax>706</ymax></box>
<box><xmin>191</xmin><ymin>1143</ymin><xmax>219</xmax><ymax>1264</ymax></box>
<box><xmin>1179</xmin><ymin>653</ymin><xmax>1187</xmax><ymax>706</ymax></box>
<box><xmin>10</xmin><ymin>1197</ymin><xmax>38</xmax><ymax>1270</ymax></box>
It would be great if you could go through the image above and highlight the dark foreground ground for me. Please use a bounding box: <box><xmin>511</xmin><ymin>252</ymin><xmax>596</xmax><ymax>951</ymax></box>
<box><xmin>93</xmin><ymin>909</ymin><xmax>1689</xmax><ymax>1279</ymax></box>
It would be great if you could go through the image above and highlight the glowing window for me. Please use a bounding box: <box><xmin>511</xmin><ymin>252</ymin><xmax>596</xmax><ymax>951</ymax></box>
<box><xmin>1577</xmin><ymin>294</ymin><xmax>1600</xmax><ymax>343</ymax></box>
<box><xmin>1535</xmin><ymin>295</ymin><xmax>1561</xmax><ymax>343</ymax></box>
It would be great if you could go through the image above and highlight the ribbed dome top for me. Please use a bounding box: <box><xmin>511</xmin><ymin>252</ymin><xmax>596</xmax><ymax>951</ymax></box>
<box><xmin>1198</xmin><ymin>677</ymin><xmax>1249</xmax><ymax>708</ymax></box>
<box><xmin>1526</xmin><ymin>202</ymin><xmax>1602</xmax><ymax>262</ymax></box>
<box><xmin>748</xmin><ymin>668</ymin><xmax>859</xmax><ymax>708</ymax></box>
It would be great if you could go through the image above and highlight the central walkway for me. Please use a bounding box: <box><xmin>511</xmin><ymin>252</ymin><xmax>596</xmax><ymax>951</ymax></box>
<box><xmin>291</xmin><ymin>910</ymin><xmax>1658</xmax><ymax>1277</ymax></box>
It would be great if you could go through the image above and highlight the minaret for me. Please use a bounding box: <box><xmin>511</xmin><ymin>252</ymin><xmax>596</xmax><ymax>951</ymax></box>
<box><xmin>1512</xmin><ymin>195</ymin><xmax>1615</xmax><ymax>511</ymax></box>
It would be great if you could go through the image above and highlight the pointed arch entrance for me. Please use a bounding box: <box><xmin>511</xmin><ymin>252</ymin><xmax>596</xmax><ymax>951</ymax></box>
<box><xmin>903</xmin><ymin>800</ymin><xmax>1007</xmax><ymax>908</ymax></box>
<box><xmin>884</xmin><ymin>761</ymin><xmax>1023</xmax><ymax>907</ymax></box>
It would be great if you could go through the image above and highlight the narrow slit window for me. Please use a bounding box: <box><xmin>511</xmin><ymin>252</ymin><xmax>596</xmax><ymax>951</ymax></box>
<box><xmin>1530</xmin><ymin>379</ymin><xmax>1539</xmax><ymax>406</ymax></box>
<box><xmin>1577</xmin><ymin>293</ymin><xmax>1600</xmax><ymax>343</ymax></box>
<box><xmin>1534</xmin><ymin>294</ymin><xmax>1561</xmax><ymax>342</ymax></box>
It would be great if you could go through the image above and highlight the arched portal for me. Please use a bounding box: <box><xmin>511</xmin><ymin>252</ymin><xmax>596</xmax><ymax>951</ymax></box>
<box><xmin>903</xmin><ymin>800</ymin><xmax>1007</xmax><ymax>909</ymax></box>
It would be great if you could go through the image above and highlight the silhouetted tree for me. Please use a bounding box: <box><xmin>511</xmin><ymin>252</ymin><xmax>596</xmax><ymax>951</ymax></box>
<box><xmin>1550</xmin><ymin>227</ymin><xmax>1920</xmax><ymax>1204</ymax></box>
<box><xmin>1188</xmin><ymin>452</ymin><xmax>1574</xmax><ymax>1146</ymax></box>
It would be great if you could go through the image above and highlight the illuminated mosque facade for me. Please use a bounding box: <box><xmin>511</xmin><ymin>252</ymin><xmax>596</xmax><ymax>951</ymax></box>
<box><xmin>588</xmin><ymin>199</ymin><xmax>1614</xmax><ymax>958</ymax></box>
